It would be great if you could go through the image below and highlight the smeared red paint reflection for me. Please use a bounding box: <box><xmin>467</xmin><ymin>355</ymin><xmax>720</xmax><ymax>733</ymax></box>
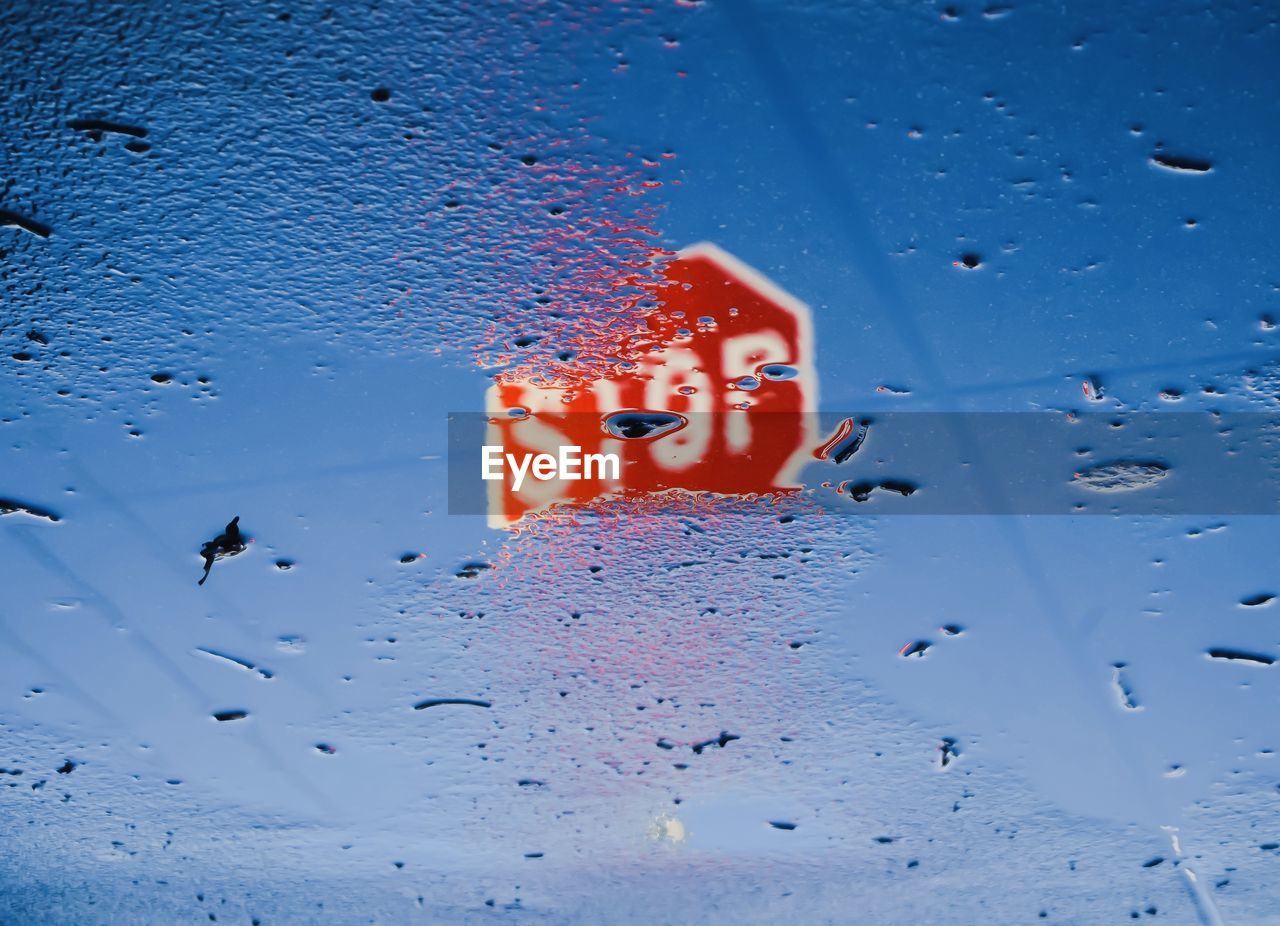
<box><xmin>438</xmin><ymin>491</ymin><xmax>854</xmax><ymax>786</ymax></box>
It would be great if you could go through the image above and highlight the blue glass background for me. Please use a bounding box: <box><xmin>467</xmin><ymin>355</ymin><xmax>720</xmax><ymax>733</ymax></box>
<box><xmin>2</xmin><ymin>1</ymin><xmax>1278</xmax><ymax>922</ymax></box>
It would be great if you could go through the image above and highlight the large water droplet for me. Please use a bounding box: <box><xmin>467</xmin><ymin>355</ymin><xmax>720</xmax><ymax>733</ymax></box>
<box><xmin>602</xmin><ymin>411</ymin><xmax>686</xmax><ymax>440</ymax></box>
<box><xmin>1073</xmin><ymin>461</ymin><xmax>1168</xmax><ymax>492</ymax></box>
<box><xmin>758</xmin><ymin>363</ymin><xmax>798</xmax><ymax>381</ymax></box>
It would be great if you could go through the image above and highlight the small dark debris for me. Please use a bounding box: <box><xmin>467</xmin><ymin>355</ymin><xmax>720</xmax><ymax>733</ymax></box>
<box><xmin>212</xmin><ymin>711</ymin><xmax>248</xmax><ymax>722</ymax></box>
<box><xmin>691</xmin><ymin>731</ymin><xmax>739</xmax><ymax>754</ymax></box>
<box><xmin>768</xmin><ymin>821</ymin><xmax>797</xmax><ymax>831</ymax></box>
<box><xmin>198</xmin><ymin>516</ymin><xmax>247</xmax><ymax>586</ymax></box>
<box><xmin>56</xmin><ymin>760</ymin><xmax>76</xmax><ymax>775</ymax></box>
<box><xmin>370</xmin><ymin>87</ymin><xmax>391</xmax><ymax>102</ymax></box>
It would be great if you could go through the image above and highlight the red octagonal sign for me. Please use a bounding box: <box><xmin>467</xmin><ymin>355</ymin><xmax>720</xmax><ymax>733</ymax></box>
<box><xmin>485</xmin><ymin>243</ymin><xmax>817</xmax><ymax>525</ymax></box>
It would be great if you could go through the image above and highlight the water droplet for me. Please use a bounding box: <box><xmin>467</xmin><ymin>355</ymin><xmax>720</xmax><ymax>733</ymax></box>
<box><xmin>1205</xmin><ymin>648</ymin><xmax>1274</xmax><ymax>666</ymax></box>
<box><xmin>1073</xmin><ymin>461</ymin><xmax>1168</xmax><ymax>492</ymax></box>
<box><xmin>0</xmin><ymin>498</ymin><xmax>61</xmax><ymax>522</ymax></box>
<box><xmin>690</xmin><ymin>731</ymin><xmax>739</xmax><ymax>754</ymax></box>
<box><xmin>413</xmin><ymin>698</ymin><xmax>492</xmax><ymax>710</ymax></box>
<box><xmin>846</xmin><ymin>479</ymin><xmax>918</xmax><ymax>502</ymax></box>
<box><xmin>759</xmin><ymin>363</ymin><xmax>798</xmax><ymax>381</ymax></box>
<box><xmin>195</xmin><ymin>648</ymin><xmax>273</xmax><ymax>680</ymax></box>
<box><xmin>1111</xmin><ymin>662</ymin><xmax>1142</xmax><ymax>710</ymax></box>
<box><xmin>815</xmin><ymin>417</ymin><xmax>870</xmax><ymax>463</ymax></box>
<box><xmin>67</xmin><ymin>118</ymin><xmax>147</xmax><ymax>139</ymax></box>
<box><xmin>1151</xmin><ymin>152</ymin><xmax>1212</xmax><ymax>173</ymax></box>
<box><xmin>455</xmin><ymin>561</ymin><xmax>491</xmax><ymax>579</ymax></box>
<box><xmin>197</xmin><ymin>516</ymin><xmax>247</xmax><ymax>586</ymax></box>
<box><xmin>602</xmin><ymin>410</ymin><xmax>686</xmax><ymax>440</ymax></box>
<box><xmin>0</xmin><ymin>209</ymin><xmax>52</xmax><ymax>238</ymax></box>
<box><xmin>938</xmin><ymin>737</ymin><xmax>961</xmax><ymax>768</ymax></box>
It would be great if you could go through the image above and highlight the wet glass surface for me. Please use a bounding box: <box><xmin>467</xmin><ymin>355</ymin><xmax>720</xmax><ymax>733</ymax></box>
<box><xmin>3</xmin><ymin>1</ymin><xmax>1279</xmax><ymax>922</ymax></box>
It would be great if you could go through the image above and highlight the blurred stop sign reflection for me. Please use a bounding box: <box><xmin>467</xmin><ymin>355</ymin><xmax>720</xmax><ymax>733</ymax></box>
<box><xmin>486</xmin><ymin>243</ymin><xmax>817</xmax><ymax>526</ymax></box>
